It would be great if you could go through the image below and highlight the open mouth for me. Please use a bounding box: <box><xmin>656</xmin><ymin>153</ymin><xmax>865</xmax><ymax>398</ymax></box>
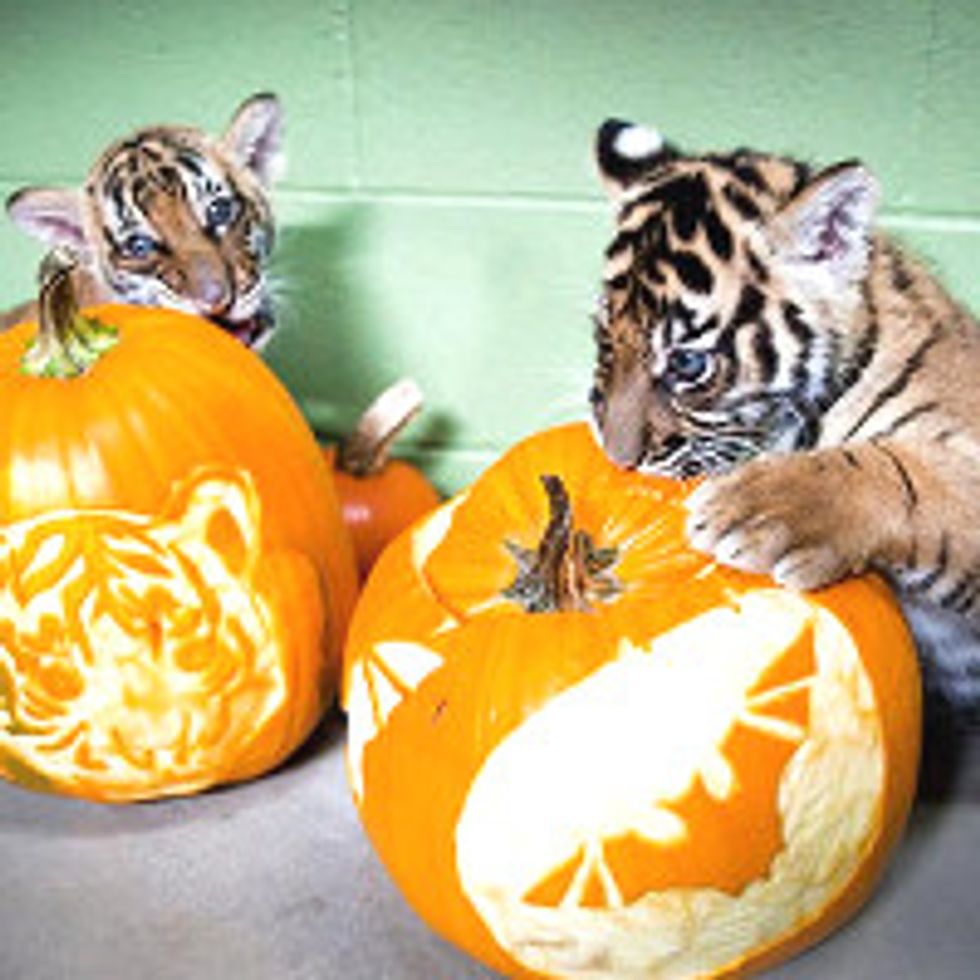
<box><xmin>211</xmin><ymin>306</ymin><xmax>275</xmax><ymax>349</ymax></box>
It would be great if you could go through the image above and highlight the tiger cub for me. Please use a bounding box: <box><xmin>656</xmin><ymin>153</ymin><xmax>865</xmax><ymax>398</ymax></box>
<box><xmin>589</xmin><ymin>119</ymin><xmax>980</xmax><ymax>637</ymax></box>
<box><xmin>2</xmin><ymin>93</ymin><xmax>282</xmax><ymax>347</ymax></box>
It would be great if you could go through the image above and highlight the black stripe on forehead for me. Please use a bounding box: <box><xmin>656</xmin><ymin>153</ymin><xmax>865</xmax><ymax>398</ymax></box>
<box><xmin>101</xmin><ymin>137</ymin><xmax>167</xmax><ymax>190</ymax></box>
<box><xmin>707</xmin><ymin>152</ymin><xmax>770</xmax><ymax>193</ymax></box>
<box><xmin>662</xmin><ymin>174</ymin><xmax>708</xmax><ymax>240</ymax></box>
<box><xmin>626</xmin><ymin>173</ymin><xmax>709</xmax><ymax>240</ymax></box>
<box><xmin>731</xmin><ymin>283</ymin><xmax>765</xmax><ymax>326</ymax></box>
<box><xmin>149</xmin><ymin>163</ymin><xmax>185</xmax><ymax>194</ymax></box>
<box><xmin>703</xmin><ymin>208</ymin><xmax>733</xmax><ymax>260</ymax></box>
<box><xmin>105</xmin><ymin>174</ymin><xmax>126</xmax><ymax>215</ymax></box>
<box><xmin>657</xmin><ymin>172</ymin><xmax>735</xmax><ymax>262</ymax></box>
<box><xmin>614</xmin><ymin>216</ymin><xmax>715</xmax><ymax>296</ymax></box>
<box><xmin>723</xmin><ymin>184</ymin><xmax>762</xmax><ymax>221</ymax></box>
<box><xmin>139</xmin><ymin>143</ymin><xmax>165</xmax><ymax>165</ymax></box>
<box><xmin>619</xmin><ymin>168</ymin><xmax>738</xmax><ymax>281</ymax></box>
<box><xmin>668</xmin><ymin>249</ymin><xmax>713</xmax><ymax>293</ymax></box>
<box><xmin>617</xmin><ymin>244</ymin><xmax>712</xmax><ymax>297</ymax></box>
<box><xmin>674</xmin><ymin>313</ymin><xmax>719</xmax><ymax>344</ymax></box>
<box><xmin>711</xmin><ymin>283</ymin><xmax>766</xmax><ymax>360</ymax></box>
<box><xmin>662</xmin><ymin>299</ymin><xmax>694</xmax><ymax>346</ymax></box>
<box><xmin>706</xmin><ymin>149</ymin><xmax>810</xmax><ymax>193</ymax></box>
<box><xmin>102</xmin><ymin>158</ymin><xmax>130</xmax><ymax>198</ymax></box>
<box><xmin>175</xmin><ymin>150</ymin><xmax>205</xmax><ymax>176</ymax></box>
<box><xmin>99</xmin><ymin>165</ymin><xmax>141</xmax><ymax>231</ymax></box>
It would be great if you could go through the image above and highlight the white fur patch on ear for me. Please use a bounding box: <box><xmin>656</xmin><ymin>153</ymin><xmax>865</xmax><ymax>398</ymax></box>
<box><xmin>6</xmin><ymin>187</ymin><xmax>88</xmax><ymax>253</ymax></box>
<box><xmin>613</xmin><ymin>123</ymin><xmax>665</xmax><ymax>161</ymax></box>
<box><xmin>595</xmin><ymin>119</ymin><xmax>675</xmax><ymax>199</ymax></box>
<box><xmin>222</xmin><ymin>92</ymin><xmax>284</xmax><ymax>186</ymax></box>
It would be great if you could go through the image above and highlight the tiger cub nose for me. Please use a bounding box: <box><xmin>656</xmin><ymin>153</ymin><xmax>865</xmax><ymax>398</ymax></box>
<box><xmin>187</xmin><ymin>256</ymin><xmax>232</xmax><ymax>314</ymax></box>
<box><xmin>601</xmin><ymin>422</ymin><xmax>646</xmax><ymax>469</ymax></box>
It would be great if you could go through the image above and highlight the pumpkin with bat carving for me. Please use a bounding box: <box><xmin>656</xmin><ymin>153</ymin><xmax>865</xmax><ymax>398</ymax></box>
<box><xmin>0</xmin><ymin>254</ymin><xmax>358</xmax><ymax>802</ymax></box>
<box><xmin>343</xmin><ymin>421</ymin><xmax>921</xmax><ymax>978</ymax></box>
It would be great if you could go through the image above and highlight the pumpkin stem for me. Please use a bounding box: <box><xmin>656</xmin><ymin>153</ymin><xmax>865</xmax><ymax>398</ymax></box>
<box><xmin>503</xmin><ymin>474</ymin><xmax>621</xmax><ymax>613</ymax></box>
<box><xmin>337</xmin><ymin>378</ymin><xmax>424</xmax><ymax>477</ymax></box>
<box><xmin>21</xmin><ymin>247</ymin><xmax>118</xmax><ymax>379</ymax></box>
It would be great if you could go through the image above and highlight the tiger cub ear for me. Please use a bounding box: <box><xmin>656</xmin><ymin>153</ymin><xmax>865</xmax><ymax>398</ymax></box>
<box><xmin>6</xmin><ymin>187</ymin><xmax>89</xmax><ymax>255</ymax></box>
<box><xmin>769</xmin><ymin>162</ymin><xmax>879</xmax><ymax>286</ymax></box>
<box><xmin>595</xmin><ymin>119</ymin><xmax>678</xmax><ymax>198</ymax></box>
<box><xmin>220</xmin><ymin>92</ymin><xmax>284</xmax><ymax>186</ymax></box>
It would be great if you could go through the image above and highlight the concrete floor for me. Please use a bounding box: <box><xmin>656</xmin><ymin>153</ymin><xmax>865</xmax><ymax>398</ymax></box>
<box><xmin>1</xmin><ymin>712</ymin><xmax>978</xmax><ymax>980</ymax></box>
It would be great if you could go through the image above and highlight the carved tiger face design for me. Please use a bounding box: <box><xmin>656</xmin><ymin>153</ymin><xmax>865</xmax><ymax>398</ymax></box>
<box><xmin>0</xmin><ymin>468</ymin><xmax>302</xmax><ymax>798</ymax></box>
<box><xmin>6</xmin><ymin>94</ymin><xmax>282</xmax><ymax>347</ymax></box>
<box><xmin>590</xmin><ymin>120</ymin><xmax>878</xmax><ymax>478</ymax></box>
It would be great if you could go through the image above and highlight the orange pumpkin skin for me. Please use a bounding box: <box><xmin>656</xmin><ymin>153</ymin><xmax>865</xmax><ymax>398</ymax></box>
<box><xmin>325</xmin><ymin>445</ymin><xmax>441</xmax><ymax>583</ymax></box>
<box><xmin>343</xmin><ymin>422</ymin><xmax>921</xmax><ymax>979</ymax></box>
<box><xmin>0</xmin><ymin>304</ymin><xmax>358</xmax><ymax>802</ymax></box>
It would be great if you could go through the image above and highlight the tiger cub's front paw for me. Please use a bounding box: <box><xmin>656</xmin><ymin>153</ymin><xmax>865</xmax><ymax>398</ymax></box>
<box><xmin>684</xmin><ymin>455</ymin><xmax>867</xmax><ymax>591</ymax></box>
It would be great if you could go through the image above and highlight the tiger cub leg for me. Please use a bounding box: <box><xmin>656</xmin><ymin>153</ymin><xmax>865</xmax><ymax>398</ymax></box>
<box><xmin>685</xmin><ymin>441</ymin><xmax>964</xmax><ymax>603</ymax></box>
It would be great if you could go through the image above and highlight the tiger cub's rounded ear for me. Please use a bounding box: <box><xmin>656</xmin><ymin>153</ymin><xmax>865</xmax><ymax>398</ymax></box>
<box><xmin>595</xmin><ymin>119</ymin><xmax>677</xmax><ymax>198</ymax></box>
<box><xmin>6</xmin><ymin>187</ymin><xmax>89</xmax><ymax>255</ymax></box>
<box><xmin>221</xmin><ymin>92</ymin><xmax>284</xmax><ymax>186</ymax></box>
<box><xmin>769</xmin><ymin>162</ymin><xmax>879</xmax><ymax>286</ymax></box>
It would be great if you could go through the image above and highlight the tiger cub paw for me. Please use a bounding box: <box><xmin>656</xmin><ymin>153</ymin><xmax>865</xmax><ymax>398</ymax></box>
<box><xmin>684</xmin><ymin>456</ymin><xmax>866</xmax><ymax>591</ymax></box>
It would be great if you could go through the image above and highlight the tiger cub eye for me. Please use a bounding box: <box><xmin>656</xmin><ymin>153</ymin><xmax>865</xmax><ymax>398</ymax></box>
<box><xmin>121</xmin><ymin>232</ymin><xmax>157</xmax><ymax>259</ymax></box>
<box><xmin>205</xmin><ymin>195</ymin><xmax>237</xmax><ymax>230</ymax></box>
<box><xmin>665</xmin><ymin>347</ymin><xmax>714</xmax><ymax>387</ymax></box>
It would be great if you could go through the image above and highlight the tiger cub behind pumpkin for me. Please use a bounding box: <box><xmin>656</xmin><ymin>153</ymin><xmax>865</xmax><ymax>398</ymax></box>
<box><xmin>2</xmin><ymin>93</ymin><xmax>281</xmax><ymax>348</ymax></box>
<box><xmin>590</xmin><ymin>120</ymin><xmax>980</xmax><ymax>648</ymax></box>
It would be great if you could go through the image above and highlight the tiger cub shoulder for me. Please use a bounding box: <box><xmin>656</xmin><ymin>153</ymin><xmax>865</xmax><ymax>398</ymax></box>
<box><xmin>590</xmin><ymin>119</ymin><xmax>980</xmax><ymax>625</ymax></box>
<box><xmin>3</xmin><ymin>93</ymin><xmax>282</xmax><ymax>347</ymax></box>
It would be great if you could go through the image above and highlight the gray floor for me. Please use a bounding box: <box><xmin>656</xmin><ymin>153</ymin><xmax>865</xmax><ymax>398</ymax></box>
<box><xmin>1</xmin><ymin>713</ymin><xmax>978</xmax><ymax>980</ymax></box>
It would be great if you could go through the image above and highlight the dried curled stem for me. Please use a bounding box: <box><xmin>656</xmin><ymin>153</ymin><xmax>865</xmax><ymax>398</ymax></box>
<box><xmin>337</xmin><ymin>378</ymin><xmax>425</xmax><ymax>477</ymax></box>
<box><xmin>503</xmin><ymin>474</ymin><xmax>621</xmax><ymax>613</ymax></box>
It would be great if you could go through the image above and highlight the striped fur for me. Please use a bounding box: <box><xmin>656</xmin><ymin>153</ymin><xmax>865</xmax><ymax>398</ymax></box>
<box><xmin>591</xmin><ymin>120</ymin><xmax>980</xmax><ymax>629</ymax></box>
<box><xmin>3</xmin><ymin>94</ymin><xmax>281</xmax><ymax>347</ymax></box>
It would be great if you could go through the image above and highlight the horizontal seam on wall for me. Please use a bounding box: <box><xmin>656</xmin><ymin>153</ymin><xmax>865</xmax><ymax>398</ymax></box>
<box><xmin>275</xmin><ymin>186</ymin><xmax>607</xmax><ymax>213</ymax></box>
<box><xmin>274</xmin><ymin>185</ymin><xmax>980</xmax><ymax>230</ymax></box>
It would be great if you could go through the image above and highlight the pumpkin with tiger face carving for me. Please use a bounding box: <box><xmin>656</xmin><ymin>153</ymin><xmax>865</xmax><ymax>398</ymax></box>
<box><xmin>0</xmin><ymin>256</ymin><xmax>357</xmax><ymax>801</ymax></box>
<box><xmin>0</xmin><ymin>469</ymin><xmax>312</xmax><ymax>798</ymax></box>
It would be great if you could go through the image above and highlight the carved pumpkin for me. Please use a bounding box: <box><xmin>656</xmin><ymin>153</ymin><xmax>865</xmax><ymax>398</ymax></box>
<box><xmin>343</xmin><ymin>421</ymin><xmax>921</xmax><ymax>978</ymax></box>
<box><xmin>326</xmin><ymin>379</ymin><xmax>440</xmax><ymax>583</ymax></box>
<box><xmin>0</xmin><ymin>253</ymin><xmax>358</xmax><ymax>801</ymax></box>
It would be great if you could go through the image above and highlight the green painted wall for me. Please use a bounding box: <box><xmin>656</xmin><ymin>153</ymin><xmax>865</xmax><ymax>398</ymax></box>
<box><xmin>2</xmin><ymin>1</ymin><xmax>979</xmax><ymax>491</ymax></box>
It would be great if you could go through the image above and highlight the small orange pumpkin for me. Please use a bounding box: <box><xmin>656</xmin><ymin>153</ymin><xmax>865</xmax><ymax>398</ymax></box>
<box><xmin>325</xmin><ymin>379</ymin><xmax>440</xmax><ymax>583</ymax></box>
<box><xmin>343</xmin><ymin>421</ymin><xmax>921</xmax><ymax>978</ymax></box>
<box><xmin>0</xmin><ymin>252</ymin><xmax>358</xmax><ymax>802</ymax></box>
